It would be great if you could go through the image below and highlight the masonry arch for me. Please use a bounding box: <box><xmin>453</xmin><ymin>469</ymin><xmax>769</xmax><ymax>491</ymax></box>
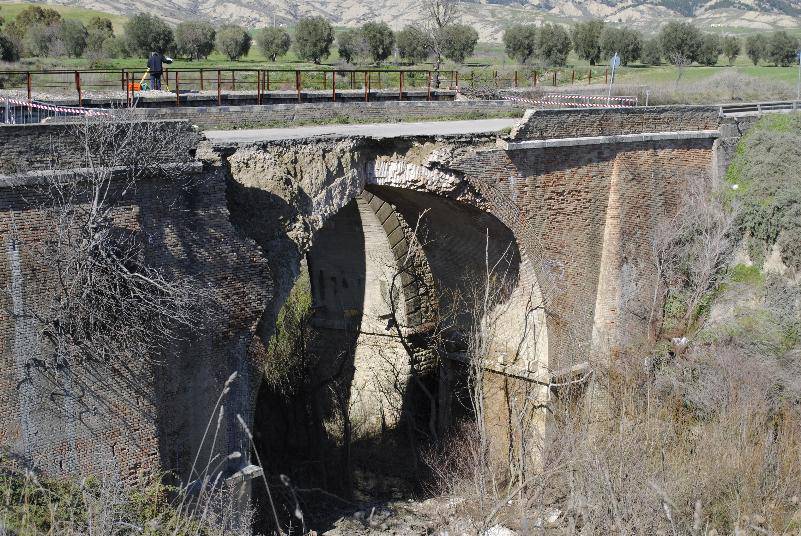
<box><xmin>239</xmin><ymin>152</ymin><xmax>548</xmax><ymax>510</ymax></box>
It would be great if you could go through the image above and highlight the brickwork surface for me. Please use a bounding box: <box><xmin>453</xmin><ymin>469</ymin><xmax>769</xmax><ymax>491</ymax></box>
<box><xmin>509</xmin><ymin>106</ymin><xmax>720</xmax><ymax>141</ymax></box>
<box><xmin>0</xmin><ymin>137</ymin><xmax>271</xmax><ymax>483</ymax></box>
<box><xmin>452</xmin><ymin>139</ymin><xmax>716</xmax><ymax>367</ymax></box>
<box><xmin>0</xmin><ymin>120</ymin><xmax>200</xmax><ymax>175</ymax></box>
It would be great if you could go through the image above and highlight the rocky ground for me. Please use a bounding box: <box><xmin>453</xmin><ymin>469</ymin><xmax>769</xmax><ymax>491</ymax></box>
<box><xmin>319</xmin><ymin>496</ymin><xmax>519</xmax><ymax>536</ymax></box>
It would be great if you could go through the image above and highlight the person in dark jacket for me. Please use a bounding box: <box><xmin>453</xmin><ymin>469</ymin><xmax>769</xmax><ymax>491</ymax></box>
<box><xmin>147</xmin><ymin>51</ymin><xmax>173</xmax><ymax>90</ymax></box>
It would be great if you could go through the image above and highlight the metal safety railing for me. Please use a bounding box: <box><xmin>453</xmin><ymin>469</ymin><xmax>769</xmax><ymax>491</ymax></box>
<box><xmin>0</xmin><ymin>66</ymin><xmax>614</xmax><ymax>107</ymax></box>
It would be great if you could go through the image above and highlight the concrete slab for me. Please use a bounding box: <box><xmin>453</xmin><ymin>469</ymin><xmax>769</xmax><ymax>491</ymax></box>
<box><xmin>204</xmin><ymin>118</ymin><xmax>520</xmax><ymax>144</ymax></box>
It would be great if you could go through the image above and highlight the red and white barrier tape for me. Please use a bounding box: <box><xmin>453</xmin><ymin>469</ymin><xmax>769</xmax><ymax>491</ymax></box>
<box><xmin>3</xmin><ymin>97</ymin><xmax>110</xmax><ymax>117</ymax></box>
<box><xmin>501</xmin><ymin>94</ymin><xmax>637</xmax><ymax>108</ymax></box>
<box><xmin>537</xmin><ymin>93</ymin><xmax>637</xmax><ymax>104</ymax></box>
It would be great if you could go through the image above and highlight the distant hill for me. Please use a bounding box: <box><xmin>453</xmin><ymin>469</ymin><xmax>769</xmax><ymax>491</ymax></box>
<box><xmin>9</xmin><ymin>0</ymin><xmax>801</xmax><ymax>41</ymax></box>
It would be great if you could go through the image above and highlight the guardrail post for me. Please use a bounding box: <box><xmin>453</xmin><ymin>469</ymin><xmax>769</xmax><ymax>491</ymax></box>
<box><xmin>121</xmin><ymin>69</ymin><xmax>125</xmax><ymax>91</ymax></box>
<box><xmin>257</xmin><ymin>70</ymin><xmax>262</xmax><ymax>105</ymax></box>
<box><xmin>4</xmin><ymin>98</ymin><xmax>9</xmax><ymax>124</ymax></box>
<box><xmin>217</xmin><ymin>69</ymin><xmax>221</xmax><ymax>105</ymax></box>
<box><xmin>364</xmin><ymin>71</ymin><xmax>369</xmax><ymax>102</ymax></box>
<box><xmin>174</xmin><ymin>71</ymin><xmax>180</xmax><ymax>105</ymax></box>
<box><xmin>296</xmin><ymin>70</ymin><xmax>301</xmax><ymax>102</ymax></box>
<box><xmin>75</xmin><ymin>71</ymin><xmax>82</xmax><ymax>107</ymax></box>
<box><xmin>323</xmin><ymin>70</ymin><xmax>327</xmax><ymax>90</ymax></box>
<box><xmin>571</xmin><ymin>69</ymin><xmax>575</xmax><ymax>84</ymax></box>
<box><xmin>399</xmin><ymin>71</ymin><xmax>404</xmax><ymax>100</ymax></box>
<box><xmin>533</xmin><ymin>71</ymin><xmax>538</xmax><ymax>86</ymax></box>
<box><xmin>514</xmin><ymin>70</ymin><xmax>518</xmax><ymax>88</ymax></box>
<box><xmin>26</xmin><ymin>72</ymin><xmax>31</xmax><ymax>101</ymax></box>
<box><xmin>588</xmin><ymin>69</ymin><xmax>592</xmax><ymax>85</ymax></box>
<box><xmin>493</xmin><ymin>70</ymin><xmax>497</xmax><ymax>87</ymax></box>
<box><xmin>232</xmin><ymin>70</ymin><xmax>236</xmax><ymax>91</ymax></box>
<box><xmin>125</xmin><ymin>71</ymin><xmax>130</xmax><ymax>106</ymax></box>
<box><xmin>266</xmin><ymin>70</ymin><xmax>270</xmax><ymax>92</ymax></box>
<box><xmin>200</xmin><ymin>69</ymin><xmax>204</xmax><ymax>91</ymax></box>
<box><xmin>455</xmin><ymin>70</ymin><xmax>459</xmax><ymax>89</ymax></box>
<box><xmin>165</xmin><ymin>68</ymin><xmax>169</xmax><ymax>88</ymax></box>
<box><xmin>553</xmin><ymin>71</ymin><xmax>557</xmax><ymax>86</ymax></box>
<box><xmin>427</xmin><ymin>71</ymin><xmax>432</xmax><ymax>101</ymax></box>
<box><xmin>332</xmin><ymin>70</ymin><xmax>336</xmax><ymax>101</ymax></box>
<box><xmin>605</xmin><ymin>68</ymin><xmax>608</xmax><ymax>84</ymax></box>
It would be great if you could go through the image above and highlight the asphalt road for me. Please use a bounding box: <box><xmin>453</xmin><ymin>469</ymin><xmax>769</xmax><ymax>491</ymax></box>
<box><xmin>204</xmin><ymin>118</ymin><xmax>520</xmax><ymax>144</ymax></box>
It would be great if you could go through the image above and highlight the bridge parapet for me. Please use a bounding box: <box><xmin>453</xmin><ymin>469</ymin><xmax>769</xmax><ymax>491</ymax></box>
<box><xmin>508</xmin><ymin>105</ymin><xmax>720</xmax><ymax>142</ymax></box>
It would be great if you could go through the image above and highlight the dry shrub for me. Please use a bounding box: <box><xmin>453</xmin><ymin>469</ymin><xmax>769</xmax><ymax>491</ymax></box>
<box><xmin>425</xmin><ymin>339</ymin><xmax>801</xmax><ymax>534</ymax></box>
<box><xmin>648</xmin><ymin>71</ymin><xmax>795</xmax><ymax>105</ymax></box>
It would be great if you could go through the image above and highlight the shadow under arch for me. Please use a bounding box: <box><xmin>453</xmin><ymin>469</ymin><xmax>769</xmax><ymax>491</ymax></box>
<box><xmin>250</xmin><ymin>181</ymin><xmax>549</xmax><ymax>533</ymax></box>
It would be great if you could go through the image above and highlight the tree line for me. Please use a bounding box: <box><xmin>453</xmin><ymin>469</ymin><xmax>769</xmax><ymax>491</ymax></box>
<box><xmin>1</xmin><ymin>6</ymin><xmax>799</xmax><ymax>69</ymax></box>
<box><xmin>506</xmin><ymin>20</ymin><xmax>800</xmax><ymax>68</ymax></box>
<box><xmin>0</xmin><ymin>7</ymin><xmax>479</xmax><ymax>66</ymax></box>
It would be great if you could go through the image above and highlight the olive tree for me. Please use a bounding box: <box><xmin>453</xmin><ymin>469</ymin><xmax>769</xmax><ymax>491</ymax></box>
<box><xmin>86</xmin><ymin>16</ymin><xmax>114</xmax><ymax>57</ymax></box>
<box><xmin>337</xmin><ymin>28</ymin><xmax>366</xmax><ymax>64</ymax></box>
<box><xmin>640</xmin><ymin>38</ymin><xmax>661</xmax><ymax>65</ymax></box>
<box><xmin>5</xmin><ymin>5</ymin><xmax>61</xmax><ymax>43</ymax></box>
<box><xmin>175</xmin><ymin>21</ymin><xmax>215</xmax><ymax>60</ymax></box>
<box><xmin>659</xmin><ymin>21</ymin><xmax>703</xmax><ymax>66</ymax></box>
<box><xmin>215</xmin><ymin>24</ymin><xmax>251</xmax><ymax>61</ymax></box>
<box><xmin>537</xmin><ymin>23</ymin><xmax>571</xmax><ymax>66</ymax></box>
<box><xmin>125</xmin><ymin>13</ymin><xmax>173</xmax><ymax>56</ymax></box>
<box><xmin>361</xmin><ymin>21</ymin><xmax>394</xmax><ymax>64</ymax></box>
<box><xmin>571</xmin><ymin>20</ymin><xmax>604</xmax><ymax>65</ymax></box>
<box><xmin>746</xmin><ymin>33</ymin><xmax>768</xmax><ymax>65</ymax></box>
<box><xmin>767</xmin><ymin>31</ymin><xmax>799</xmax><ymax>67</ymax></box>
<box><xmin>599</xmin><ymin>26</ymin><xmax>641</xmax><ymax>66</ymax></box>
<box><xmin>256</xmin><ymin>27</ymin><xmax>290</xmax><ymax>61</ymax></box>
<box><xmin>59</xmin><ymin>20</ymin><xmax>88</xmax><ymax>57</ymax></box>
<box><xmin>503</xmin><ymin>24</ymin><xmax>538</xmax><ymax>64</ymax></box>
<box><xmin>294</xmin><ymin>16</ymin><xmax>333</xmax><ymax>64</ymax></box>
<box><xmin>440</xmin><ymin>23</ymin><xmax>477</xmax><ymax>64</ymax></box>
<box><xmin>396</xmin><ymin>25</ymin><xmax>431</xmax><ymax>64</ymax></box>
<box><xmin>698</xmin><ymin>33</ymin><xmax>722</xmax><ymax>66</ymax></box>
<box><xmin>722</xmin><ymin>35</ymin><xmax>740</xmax><ymax>65</ymax></box>
<box><xmin>22</xmin><ymin>22</ymin><xmax>60</xmax><ymax>57</ymax></box>
<box><xmin>0</xmin><ymin>32</ymin><xmax>19</xmax><ymax>61</ymax></box>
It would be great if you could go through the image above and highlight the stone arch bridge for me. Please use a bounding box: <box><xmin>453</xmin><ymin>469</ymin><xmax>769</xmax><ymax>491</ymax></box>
<box><xmin>0</xmin><ymin>106</ymin><xmax>731</xmax><ymax>489</ymax></box>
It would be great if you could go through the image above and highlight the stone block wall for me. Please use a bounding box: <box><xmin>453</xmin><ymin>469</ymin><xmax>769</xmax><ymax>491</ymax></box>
<box><xmin>508</xmin><ymin>106</ymin><xmax>720</xmax><ymax>141</ymax></box>
<box><xmin>0</xmin><ymin>120</ymin><xmax>200</xmax><ymax>174</ymax></box>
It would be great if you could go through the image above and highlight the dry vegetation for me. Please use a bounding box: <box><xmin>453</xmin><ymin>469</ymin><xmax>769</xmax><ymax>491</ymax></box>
<box><xmin>646</xmin><ymin>71</ymin><xmax>797</xmax><ymax>105</ymax></box>
<box><xmin>418</xmin><ymin>117</ymin><xmax>801</xmax><ymax>535</ymax></box>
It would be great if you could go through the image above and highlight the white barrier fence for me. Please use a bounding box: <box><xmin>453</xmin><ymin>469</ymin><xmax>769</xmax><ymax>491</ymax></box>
<box><xmin>500</xmin><ymin>93</ymin><xmax>638</xmax><ymax>109</ymax></box>
<box><xmin>2</xmin><ymin>97</ymin><xmax>110</xmax><ymax>124</ymax></box>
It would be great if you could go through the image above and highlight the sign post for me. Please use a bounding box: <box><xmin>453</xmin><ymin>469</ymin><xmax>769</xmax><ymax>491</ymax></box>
<box><xmin>607</xmin><ymin>52</ymin><xmax>621</xmax><ymax>106</ymax></box>
<box><xmin>796</xmin><ymin>50</ymin><xmax>801</xmax><ymax>102</ymax></box>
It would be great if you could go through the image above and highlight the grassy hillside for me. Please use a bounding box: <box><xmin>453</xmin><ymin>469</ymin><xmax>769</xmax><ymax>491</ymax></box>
<box><xmin>0</xmin><ymin>2</ymin><xmax>128</xmax><ymax>33</ymax></box>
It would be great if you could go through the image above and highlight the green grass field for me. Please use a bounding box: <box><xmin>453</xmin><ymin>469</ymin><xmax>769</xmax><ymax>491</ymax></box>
<box><xmin>1</xmin><ymin>1</ymin><xmax>799</xmax><ymax>96</ymax></box>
